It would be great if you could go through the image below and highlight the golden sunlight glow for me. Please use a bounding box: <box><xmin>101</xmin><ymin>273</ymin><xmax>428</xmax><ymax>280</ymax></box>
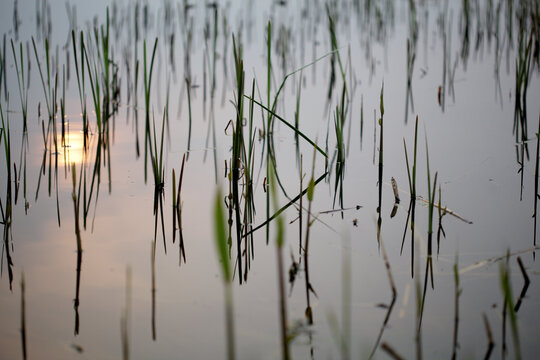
<box><xmin>60</xmin><ymin>127</ymin><xmax>86</xmax><ymax>166</ymax></box>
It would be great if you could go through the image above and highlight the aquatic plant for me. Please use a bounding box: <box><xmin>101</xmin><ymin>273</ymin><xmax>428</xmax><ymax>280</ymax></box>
<box><xmin>10</xmin><ymin>40</ymin><xmax>28</xmax><ymax>130</ymax></box>
<box><xmin>213</xmin><ymin>186</ymin><xmax>235</xmax><ymax>360</ymax></box>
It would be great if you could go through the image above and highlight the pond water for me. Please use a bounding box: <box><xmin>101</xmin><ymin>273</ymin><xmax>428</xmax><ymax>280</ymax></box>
<box><xmin>1</xmin><ymin>0</ymin><xmax>540</xmax><ymax>359</ymax></box>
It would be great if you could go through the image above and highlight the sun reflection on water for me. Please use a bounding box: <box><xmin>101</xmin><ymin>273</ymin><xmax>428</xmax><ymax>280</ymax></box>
<box><xmin>59</xmin><ymin>123</ymin><xmax>89</xmax><ymax>166</ymax></box>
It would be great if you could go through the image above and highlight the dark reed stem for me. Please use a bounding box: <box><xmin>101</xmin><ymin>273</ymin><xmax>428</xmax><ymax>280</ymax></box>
<box><xmin>143</xmin><ymin>38</ymin><xmax>158</xmax><ymax>184</ymax></box>
<box><xmin>266</xmin><ymin>20</ymin><xmax>272</xmax><ymax>246</ymax></box>
<box><xmin>232</xmin><ymin>34</ymin><xmax>244</xmax><ymax>284</ymax></box>
<box><xmin>151</xmin><ymin>242</ymin><xmax>156</xmax><ymax>341</ymax></box>
<box><xmin>243</xmin><ymin>172</ymin><xmax>328</xmax><ymax>238</ymax></box>
<box><xmin>369</xmin><ymin>225</ymin><xmax>397</xmax><ymax>360</ymax></box>
<box><xmin>185</xmin><ymin>77</ymin><xmax>192</xmax><ymax>161</ymax></box>
<box><xmin>20</xmin><ymin>272</ymin><xmax>27</xmax><ymax>360</ymax></box>
<box><xmin>10</xmin><ymin>39</ymin><xmax>28</xmax><ymax>130</ymax></box>
<box><xmin>377</xmin><ymin>84</ymin><xmax>384</xmax><ymax>247</ymax></box>
<box><xmin>402</xmin><ymin>114</ymin><xmax>418</xmax><ymax>278</ymax></box>
<box><xmin>514</xmin><ymin>256</ymin><xmax>530</xmax><ymax>312</ymax></box>
<box><xmin>483</xmin><ymin>313</ymin><xmax>494</xmax><ymax>360</ymax></box>
<box><xmin>381</xmin><ymin>342</ymin><xmax>405</xmax><ymax>360</ymax></box>
<box><xmin>437</xmin><ymin>185</ymin><xmax>446</xmax><ymax>257</ymax></box>
<box><xmin>415</xmin><ymin>236</ymin><xmax>423</xmax><ymax>360</ymax></box>
<box><xmin>1</xmin><ymin>101</ymin><xmax>14</xmax><ymax>290</ymax></box>
<box><xmin>299</xmin><ymin>155</ymin><xmax>303</xmax><ymax>256</ymax></box>
<box><xmin>533</xmin><ymin>113</ymin><xmax>539</xmax><ymax>259</ymax></box>
<box><xmin>175</xmin><ymin>153</ymin><xmax>187</xmax><ymax>265</ymax></box>
<box><xmin>452</xmin><ymin>257</ymin><xmax>461</xmax><ymax>360</ymax></box>
<box><xmin>304</xmin><ymin>148</ymin><xmax>317</xmax><ymax>325</ymax></box>
<box><xmin>500</xmin><ymin>251</ymin><xmax>521</xmax><ymax>360</ymax></box>
<box><xmin>71</xmin><ymin>162</ymin><xmax>83</xmax><ymax>335</ymax></box>
<box><xmin>121</xmin><ymin>266</ymin><xmax>131</xmax><ymax>360</ymax></box>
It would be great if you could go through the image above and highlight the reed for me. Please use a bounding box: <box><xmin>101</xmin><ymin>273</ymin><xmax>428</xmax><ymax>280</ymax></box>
<box><xmin>98</xmin><ymin>7</ymin><xmax>111</xmax><ymax>125</ymax></box>
<box><xmin>381</xmin><ymin>342</ymin><xmax>405</xmax><ymax>360</ymax></box>
<box><xmin>533</xmin><ymin>113</ymin><xmax>539</xmax><ymax>257</ymax></box>
<box><xmin>369</xmin><ymin>222</ymin><xmax>397</xmax><ymax>359</ymax></box>
<box><xmin>499</xmin><ymin>252</ymin><xmax>522</xmax><ymax>360</ymax></box>
<box><xmin>404</xmin><ymin>116</ymin><xmax>419</xmax><ymax>199</ymax></box>
<box><xmin>121</xmin><ymin>265</ymin><xmax>132</xmax><ymax>360</ymax></box>
<box><xmin>332</xmin><ymin>84</ymin><xmax>347</xmax><ymax>213</ymax></box>
<box><xmin>246</xmin><ymin>97</ymin><xmax>326</xmax><ymax>159</ymax></box>
<box><xmin>404</xmin><ymin>38</ymin><xmax>416</xmax><ymax>123</ymax></box>
<box><xmin>10</xmin><ymin>40</ymin><xmax>28</xmax><ymax>130</ymax></box>
<box><xmin>82</xmin><ymin>33</ymin><xmax>103</xmax><ymax>134</ymax></box>
<box><xmin>242</xmin><ymin>80</ymin><xmax>257</xmax><ymax>276</ymax></box>
<box><xmin>513</xmin><ymin>28</ymin><xmax>533</xmax><ymax>166</ymax></box>
<box><xmin>151</xmin><ymin>242</ymin><xmax>156</xmax><ymax>341</ymax></box>
<box><xmin>71</xmin><ymin>162</ymin><xmax>83</xmax><ymax>335</ymax></box>
<box><xmin>258</xmin><ymin>28</ymin><xmax>335</xmax><ymax>243</ymax></box>
<box><xmin>451</xmin><ymin>256</ymin><xmax>461</xmax><ymax>360</ymax></box>
<box><xmin>269</xmin><ymin>160</ymin><xmax>290</xmax><ymax>360</ymax></box>
<box><xmin>0</xmin><ymin>35</ymin><xmax>5</xmax><ymax>101</ymax></box>
<box><xmin>71</xmin><ymin>162</ymin><xmax>82</xmax><ymax>255</ymax></box>
<box><xmin>402</xmin><ymin>116</ymin><xmax>419</xmax><ymax>276</ymax></box>
<box><xmin>148</xmin><ymin>110</ymin><xmax>167</xmax><ymax>253</ymax></box>
<box><xmin>31</xmin><ymin>37</ymin><xmax>54</xmax><ymax>121</ymax></box>
<box><xmin>294</xmin><ymin>73</ymin><xmax>303</xmax><ymax>165</ymax></box>
<box><xmin>266</xmin><ymin>20</ymin><xmax>272</xmax><ymax>246</ymax></box>
<box><xmin>71</xmin><ymin>30</ymin><xmax>90</xmax><ymax>136</ymax></box>
<box><xmin>213</xmin><ymin>187</ymin><xmax>235</xmax><ymax>360</ymax></box>
<box><xmin>1</xmin><ymin>100</ymin><xmax>14</xmax><ymax>290</ymax></box>
<box><xmin>185</xmin><ymin>77</ymin><xmax>192</xmax><ymax>160</ymax></box>
<box><xmin>514</xmin><ymin>256</ymin><xmax>530</xmax><ymax>312</ymax></box>
<box><xmin>437</xmin><ymin>185</ymin><xmax>446</xmax><ymax>256</ymax></box>
<box><xmin>377</xmin><ymin>83</ymin><xmax>384</xmax><ymax>244</ymax></box>
<box><xmin>415</xmin><ymin>236</ymin><xmax>423</xmax><ymax>360</ymax></box>
<box><xmin>231</xmin><ymin>34</ymin><xmax>245</xmax><ymax>283</ymax></box>
<box><xmin>172</xmin><ymin>153</ymin><xmax>186</xmax><ymax>265</ymax></box>
<box><xmin>20</xmin><ymin>272</ymin><xmax>27</xmax><ymax>360</ymax></box>
<box><xmin>358</xmin><ymin>94</ymin><xmax>364</xmax><ymax>150</ymax></box>
<box><xmin>326</xmin><ymin>3</ymin><xmax>347</xmax><ymax>89</ymax></box>
<box><xmin>71</xmin><ymin>31</ymin><xmax>88</xmax><ymax>149</ymax></box>
<box><xmin>143</xmin><ymin>38</ymin><xmax>158</xmax><ymax>183</ymax></box>
<box><xmin>482</xmin><ymin>313</ymin><xmax>494</xmax><ymax>360</ymax></box>
<box><xmin>243</xmin><ymin>171</ymin><xmax>328</xmax><ymax>238</ymax></box>
<box><xmin>303</xmin><ymin>147</ymin><xmax>318</xmax><ymax>325</ymax></box>
<box><xmin>418</xmin><ymin>136</ymin><xmax>438</xmax><ymax>333</ymax></box>
<box><xmin>30</xmin><ymin>39</ymin><xmax>61</xmax><ymax>226</ymax></box>
<box><xmin>425</xmin><ymin>135</ymin><xmax>437</xmax><ymax>288</ymax></box>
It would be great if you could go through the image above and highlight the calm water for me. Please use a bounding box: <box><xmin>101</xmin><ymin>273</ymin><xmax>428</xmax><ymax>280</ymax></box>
<box><xmin>1</xmin><ymin>0</ymin><xmax>540</xmax><ymax>359</ymax></box>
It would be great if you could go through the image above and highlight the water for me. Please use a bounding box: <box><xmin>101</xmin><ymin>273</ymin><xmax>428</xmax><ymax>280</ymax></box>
<box><xmin>1</xmin><ymin>0</ymin><xmax>540</xmax><ymax>359</ymax></box>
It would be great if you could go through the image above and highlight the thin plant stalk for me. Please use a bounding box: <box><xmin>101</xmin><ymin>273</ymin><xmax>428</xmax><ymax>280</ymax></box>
<box><xmin>304</xmin><ymin>148</ymin><xmax>317</xmax><ymax>324</ymax></box>
<box><xmin>121</xmin><ymin>266</ymin><xmax>132</xmax><ymax>360</ymax></box>
<box><xmin>151</xmin><ymin>242</ymin><xmax>156</xmax><ymax>341</ymax></box>
<box><xmin>213</xmin><ymin>187</ymin><xmax>235</xmax><ymax>360</ymax></box>
<box><xmin>452</xmin><ymin>256</ymin><xmax>461</xmax><ymax>360</ymax></box>
<box><xmin>499</xmin><ymin>252</ymin><xmax>521</xmax><ymax>360</ymax></box>
<box><xmin>377</xmin><ymin>84</ymin><xmax>384</xmax><ymax>245</ymax></box>
<box><xmin>533</xmin><ymin>113</ymin><xmax>539</xmax><ymax>259</ymax></box>
<box><xmin>270</xmin><ymin>161</ymin><xmax>290</xmax><ymax>360</ymax></box>
<box><xmin>143</xmin><ymin>38</ymin><xmax>158</xmax><ymax>183</ymax></box>
<box><xmin>185</xmin><ymin>78</ymin><xmax>192</xmax><ymax>161</ymax></box>
<box><xmin>483</xmin><ymin>313</ymin><xmax>494</xmax><ymax>360</ymax></box>
<box><xmin>369</xmin><ymin>223</ymin><xmax>397</xmax><ymax>359</ymax></box>
<box><xmin>231</xmin><ymin>34</ymin><xmax>244</xmax><ymax>284</ymax></box>
<box><xmin>1</xmin><ymin>100</ymin><xmax>14</xmax><ymax>290</ymax></box>
<box><xmin>20</xmin><ymin>272</ymin><xmax>27</xmax><ymax>360</ymax></box>
<box><xmin>10</xmin><ymin>40</ymin><xmax>28</xmax><ymax>130</ymax></box>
